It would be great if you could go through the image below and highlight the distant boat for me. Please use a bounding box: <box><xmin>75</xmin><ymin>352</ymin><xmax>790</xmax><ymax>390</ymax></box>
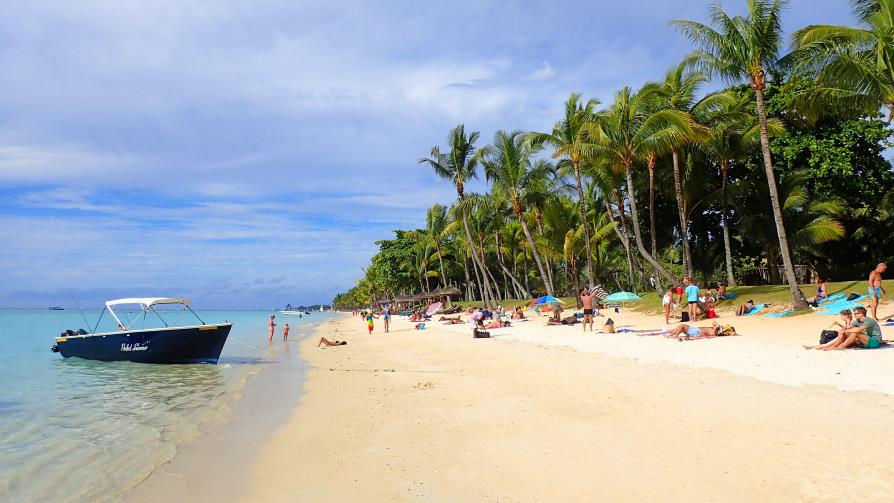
<box><xmin>49</xmin><ymin>306</ymin><xmax>64</xmax><ymax>311</ymax></box>
<box><xmin>52</xmin><ymin>297</ymin><xmax>231</xmax><ymax>364</ymax></box>
<box><xmin>279</xmin><ymin>304</ymin><xmax>303</xmax><ymax>316</ymax></box>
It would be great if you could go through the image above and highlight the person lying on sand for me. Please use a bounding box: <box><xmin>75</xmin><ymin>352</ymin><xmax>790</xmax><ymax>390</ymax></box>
<box><xmin>318</xmin><ymin>337</ymin><xmax>347</xmax><ymax>347</ymax></box>
<box><xmin>736</xmin><ymin>300</ymin><xmax>756</xmax><ymax>316</ymax></box>
<box><xmin>548</xmin><ymin>315</ymin><xmax>579</xmax><ymax>326</ymax></box>
<box><xmin>804</xmin><ymin>307</ymin><xmax>883</xmax><ymax>350</ymax></box>
<box><xmin>439</xmin><ymin>315</ymin><xmax>461</xmax><ymax>322</ymax></box>
<box><xmin>665</xmin><ymin>321</ymin><xmax>736</xmax><ymax>340</ymax></box>
<box><xmin>483</xmin><ymin>319</ymin><xmax>510</xmax><ymax>329</ymax></box>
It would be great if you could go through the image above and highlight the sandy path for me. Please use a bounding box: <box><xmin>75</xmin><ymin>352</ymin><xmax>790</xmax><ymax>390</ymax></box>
<box><xmin>242</xmin><ymin>313</ymin><xmax>894</xmax><ymax>502</ymax></box>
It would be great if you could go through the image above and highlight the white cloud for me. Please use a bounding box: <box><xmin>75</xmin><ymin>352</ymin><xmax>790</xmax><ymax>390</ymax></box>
<box><xmin>529</xmin><ymin>62</ymin><xmax>554</xmax><ymax>80</ymax></box>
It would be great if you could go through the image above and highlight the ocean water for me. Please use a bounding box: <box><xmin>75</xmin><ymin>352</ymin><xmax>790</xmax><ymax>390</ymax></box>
<box><xmin>0</xmin><ymin>308</ymin><xmax>331</xmax><ymax>503</ymax></box>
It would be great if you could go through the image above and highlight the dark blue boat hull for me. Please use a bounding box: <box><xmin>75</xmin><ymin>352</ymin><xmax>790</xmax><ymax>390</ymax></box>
<box><xmin>55</xmin><ymin>324</ymin><xmax>232</xmax><ymax>364</ymax></box>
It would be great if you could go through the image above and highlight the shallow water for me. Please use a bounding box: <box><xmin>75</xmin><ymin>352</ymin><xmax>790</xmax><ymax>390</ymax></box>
<box><xmin>0</xmin><ymin>308</ymin><xmax>330</xmax><ymax>503</ymax></box>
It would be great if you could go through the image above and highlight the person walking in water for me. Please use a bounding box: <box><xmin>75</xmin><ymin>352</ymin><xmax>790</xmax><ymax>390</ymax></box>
<box><xmin>268</xmin><ymin>315</ymin><xmax>276</xmax><ymax>342</ymax></box>
<box><xmin>382</xmin><ymin>306</ymin><xmax>391</xmax><ymax>333</ymax></box>
<box><xmin>580</xmin><ymin>288</ymin><xmax>597</xmax><ymax>332</ymax></box>
<box><xmin>282</xmin><ymin>323</ymin><xmax>290</xmax><ymax>342</ymax></box>
<box><xmin>868</xmin><ymin>263</ymin><xmax>887</xmax><ymax>319</ymax></box>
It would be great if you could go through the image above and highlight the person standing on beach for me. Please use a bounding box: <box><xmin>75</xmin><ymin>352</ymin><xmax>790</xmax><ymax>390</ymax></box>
<box><xmin>282</xmin><ymin>323</ymin><xmax>290</xmax><ymax>342</ymax></box>
<box><xmin>868</xmin><ymin>263</ymin><xmax>887</xmax><ymax>319</ymax></box>
<box><xmin>365</xmin><ymin>311</ymin><xmax>376</xmax><ymax>334</ymax></box>
<box><xmin>383</xmin><ymin>306</ymin><xmax>391</xmax><ymax>333</ymax></box>
<box><xmin>684</xmin><ymin>278</ymin><xmax>700</xmax><ymax>322</ymax></box>
<box><xmin>268</xmin><ymin>315</ymin><xmax>276</xmax><ymax>342</ymax></box>
<box><xmin>580</xmin><ymin>288</ymin><xmax>597</xmax><ymax>332</ymax></box>
<box><xmin>662</xmin><ymin>288</ymin><xmax>674</xmax><ymax>324</ymax></box>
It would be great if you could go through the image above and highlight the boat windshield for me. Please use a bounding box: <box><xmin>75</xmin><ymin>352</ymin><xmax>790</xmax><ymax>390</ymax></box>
<box><xmin>96</xmin><ymin>299</ymin><xmax>206</xmax><ymax>332</ymax></box>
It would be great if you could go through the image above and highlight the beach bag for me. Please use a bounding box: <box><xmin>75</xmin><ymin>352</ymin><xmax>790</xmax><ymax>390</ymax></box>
<box><xmin>473</xmin><ymin>330</ymin><xmax>491</xmax><ymax>338</ymax></box>
<box><xmin>681</xmin><ymin>311</ymin><xmax>690</xmax><ymax>322</ymax></box>
<box><xmin>604</xmin><ymin>318</ymin><xmax>616</xmax><ymax>334</ymax></box>
<box><xmin>846</xmin><ymin>292</ymin><xmax>860</xmax><ymax>301</ymax></box>
<box><xmin>820</xmin><ymin>330</ymin><xmax>838</xmax><ymax>344</ymax></box>
<box><xmin>706</xmin><ymin>306</ymin><xmax>717</xmax><ymax>319</ymax></box>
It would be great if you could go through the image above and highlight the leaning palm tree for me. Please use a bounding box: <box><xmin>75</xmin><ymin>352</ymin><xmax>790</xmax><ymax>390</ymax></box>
<box><xmin>672</xmin><ymin>0</ymin><xmax>808</xmax><ymax>309</ymax></box>
<box><xmin>527</xmin><ymin>93</ymin><xmax>600</xmax><ymax>287</ymax></box>
<box><xmin>419</xmin><ymin>125</ymin><xmax>497</xmax><ymax>306</ymax></box>
<box><xmin>590</xmin><ymin>86</ymin><xmax>697</xmax><ymax>288</ymax></box>
<box><xmin>789</xmin><ymin>0</ymin><xmax>894</xmax><ymax>120</ymax></box>
<box><xmin>481</xmin><ymin>130</ymin><xmax>556</xmax><ymax>296</ymax></box>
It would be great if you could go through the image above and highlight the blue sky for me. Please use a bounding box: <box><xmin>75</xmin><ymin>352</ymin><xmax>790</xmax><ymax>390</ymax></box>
<box><xmin>0</xmin><ymin>0</ymin><xmax>855</xmax><ymax>308</ymax></box>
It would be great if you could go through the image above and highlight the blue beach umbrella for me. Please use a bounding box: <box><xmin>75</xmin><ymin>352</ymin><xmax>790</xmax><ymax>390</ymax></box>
<box><xmin>533</xmin><ymin>295</ymin><xmax>563</xmax><ymax>305</ymax></box>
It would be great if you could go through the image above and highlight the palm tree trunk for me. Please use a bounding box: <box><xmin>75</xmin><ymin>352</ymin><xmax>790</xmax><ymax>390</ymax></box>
<box><xmin>462</xmin><ymin>254</ymin><xmax>472</xmax><ymax>300</ymax></box>
<box><xmin>495</xmin><ymin>250</ymin><xmax>530</xmax><ymax>299</ymax></box>
<box><xmin>608</xmin><ymin>195</ymin><xmax>636</xmax><ymax>288</ymax></box>
<box><xmin>518</xmin><ymin>213</ymin><xmax>554</xmax><ymax>296</ymax></box>
<box><xmin>468</xmin><ymin>242</ymin><xmax>485</xmax><ymax>301</ymax></box>
<box><xmin>534</xmin><ymin>215</ymin><xmax>557</xmax><ymax>294</ymax></box>
<box><xmin>460</xmin><ymin>210</ymin><xmax>493</xmax><ymax>305</ymax></box>
<box><xmin>624</xmin><ymin>163</ymin><xmax>677</xmax><ymax>287</ymax></box>
<box><xmin>720</xmin><ymin>160</ymin><xmax>736</xmax><ymax>287</ymax></box>
<box><xmin>672</xmin><ymin>150</ymin><xmax>693</xmax><ymax>278</ymax></box>
<box><xmin>754</xmin><ymin>87</ymin><xmax>806</xmax><ymax>309</ymax></box>
<box><xmin>572</xmin><ymin>160</ymin><xmax>595</xmax><ymax>287</ymax></box>
<box><xmin>435</xmin><ymin>242</ymin><xmax>447</xmax><ymax>289</ymax></box>
<box><xmin>648</xmin><ymin>155</ymin><xmax>657</xmax><ymax>258</ymax></box>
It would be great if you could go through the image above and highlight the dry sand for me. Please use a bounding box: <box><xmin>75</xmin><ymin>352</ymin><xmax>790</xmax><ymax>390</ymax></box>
<box><xmin>242</xmin><ymin>304</ymin><xmax>894</xmax><ymax>502</ymax></box>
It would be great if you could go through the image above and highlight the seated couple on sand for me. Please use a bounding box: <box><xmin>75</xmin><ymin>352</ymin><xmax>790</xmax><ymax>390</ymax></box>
<box><xmin>665</xmin><ymin>321</ymin><xmax>737</xmax><ymax>341</ymax></box>
<box><xmin>804</xmin><ymin>307</ymin><xmax>884</xmax><ymax>350</ymax></box>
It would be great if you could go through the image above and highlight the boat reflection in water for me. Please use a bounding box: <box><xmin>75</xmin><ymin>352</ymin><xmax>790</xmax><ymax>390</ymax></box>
<box><xmin>52</xmin><ymin>298</ymin><xmax>232</xmax><ymax>364</ymax></box>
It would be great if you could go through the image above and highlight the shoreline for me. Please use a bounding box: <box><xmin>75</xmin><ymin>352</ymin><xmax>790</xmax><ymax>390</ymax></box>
<box><xmin>241</xmin><ymin>309</ymin><xmax>894</xmax><ymax>501</ymax></box>
<box><xmin>123</xmin><ymin>316</ymin><xmax>331</xmax><ymax>503</ymax></box>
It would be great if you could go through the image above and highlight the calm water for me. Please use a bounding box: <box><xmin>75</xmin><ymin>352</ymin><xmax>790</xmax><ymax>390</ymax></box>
<box><xmin>0</xmin><ymin>308</ymin><xmax>331</xmax><ymax>503</ymax></box>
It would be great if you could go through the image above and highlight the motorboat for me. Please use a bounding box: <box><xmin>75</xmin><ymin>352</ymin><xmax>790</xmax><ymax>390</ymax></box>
<box><xmin>51</xmin><ymin>297</ymin><xmax>231</xmax><ymax>364</ymax></box>
<box><xmin>49</xmin><ymin>306</ymin><xmax>64</xmax><ymax>311</ymax></box>
<box><xmin>279</xmin><ymin>304</ymin><xmax>303</xmax><ymax>316</ymax></box>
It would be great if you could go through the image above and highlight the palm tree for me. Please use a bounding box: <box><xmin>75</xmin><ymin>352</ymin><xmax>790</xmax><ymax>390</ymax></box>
<box><xmin>699</xmin><ymin>90</ymin><xmax>785</xmax><ymax>286</ymax></box>
<box><xmin>527</xmin><ymin>93</ymin><xmax>600</xmax><ymax>287</ymax></box>
<box><xmin>424</xmin><ymin>204</ymin><xmax>450</xmax><ymax>288</ymax></box>
<box><xmin>642</xmin><ymin>63</ymin><xmax>718</xmax><ymax>277</ymax></box>
<box><xmin>419</xmin><ymin>125</ymin><xmax>497</xmax><ymax>306</ymax></box>
<box><xmin>789</xmin><ymin>0</ymin><xmax>894</xmax><ymax>120</ymax></box>
<box><xmin>482</xmin><ymin>130</ymin><xmax>556</xmax><ymax>296</ymax></box>
<box><xmin>590</xmin><ymin>86</ymin><xmax>695</xmax><ymax>288</ymax></box>
<box><xmin>672</xmin><ymin>0</ymin><xmax>808</xmax><ymax>309</ymax></box>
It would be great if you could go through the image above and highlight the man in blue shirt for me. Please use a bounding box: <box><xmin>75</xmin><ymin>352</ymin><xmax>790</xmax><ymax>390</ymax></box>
<box><xmin>684</xmin><ymin>278</ymin><xmax>700</xmax><ymax>322</ymax></box>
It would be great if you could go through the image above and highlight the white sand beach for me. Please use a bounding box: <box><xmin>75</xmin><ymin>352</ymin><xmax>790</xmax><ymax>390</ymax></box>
<box><xmin>241</xmin><ymin>303</ymin><xmax>894</xmax><ymax>502</ymax></box>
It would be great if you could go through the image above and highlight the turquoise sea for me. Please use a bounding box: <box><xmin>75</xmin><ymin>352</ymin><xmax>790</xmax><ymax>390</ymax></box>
<box><xmin>0</xmin><ymin>308</ymin><xmax>332</xmax><ymax>503</ymax></box>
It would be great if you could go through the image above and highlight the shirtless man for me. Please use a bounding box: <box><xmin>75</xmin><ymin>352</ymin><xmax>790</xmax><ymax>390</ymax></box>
<box><xmin>868</xmin><ymin>263</ymin><xmax>887</xmax><ymax>320</ymax></box>
<box><xmin>580</xmin><ymin>288</ymin><xmax>597</xmax><ymax>332</ymax></box>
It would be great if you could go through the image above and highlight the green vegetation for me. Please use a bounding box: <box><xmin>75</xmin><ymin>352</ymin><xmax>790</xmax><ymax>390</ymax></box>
<box><xmin>333</xmin><ymin>1</ymin><xmax>894</xmax><ymax>309</ymax></box>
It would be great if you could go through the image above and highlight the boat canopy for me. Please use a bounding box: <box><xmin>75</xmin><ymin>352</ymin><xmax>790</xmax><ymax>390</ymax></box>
<box><xmin>106</xmin><ymin>298</ymin><xmax>191</xmax><ymax>309</ymax></box>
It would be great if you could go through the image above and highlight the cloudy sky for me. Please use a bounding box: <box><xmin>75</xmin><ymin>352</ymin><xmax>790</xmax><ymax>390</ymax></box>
<box><xmin>0</xmin><ymin>0</ymin><xmax>854</xmax><ymax>308</ymax></box>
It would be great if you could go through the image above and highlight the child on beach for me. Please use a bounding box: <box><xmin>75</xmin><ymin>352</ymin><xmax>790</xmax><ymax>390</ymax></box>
<box><xmin>365</xmin><ymin>312</ymin><xmax>377</xmax><ymax>334</ymax></box>
<box><xmin>282</xmin><ymin>323</ymin><xmax>289</xmax><ymax>342</ymax></box>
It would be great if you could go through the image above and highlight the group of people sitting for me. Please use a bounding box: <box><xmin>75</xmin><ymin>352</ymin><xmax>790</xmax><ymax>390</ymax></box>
<box><xmin>803</xmin><ymin>307</ymin><xmax>884</xmax><ymax>350</ymax></box>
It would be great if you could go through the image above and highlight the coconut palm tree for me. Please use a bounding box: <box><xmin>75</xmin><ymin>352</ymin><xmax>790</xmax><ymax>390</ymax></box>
<box><xmin>699</xmin><ymin>90</ymin><xmax>785</xmax><ymax>286</ymax></box>
<box><xmin>672</xmin><ymin>0</ymin><xmax>808</xmax><ymax>309</ymax></box>
<box><xmin>419</xmin><ymin>125</ymin><xmax>497</xmax><ymax>306</ymax></box>
<box><xmin>481</xmin><ymin>130</ymin><xmax>556</xmax><ymax>295</ymax></box>
<box><xmin>527</xmin><ymin>93</ymin><xmax>600</xmax><ymax>287</ymax></box>
<box><xmin>590</xmin><ymin>86</ymin><xmax>696</xmax><ymax>288</ymax></box>
<box><xmin>789</xmin><ymin>0</ymin><xmax>894</xmax><ymax>120</ymax></box>
<box><xmin>424</xmin><ymin>204</ymin><xmax>450</xmax><ymax>289</ymax></box>
<box><xmin>641</xmin><ymin>63</ymin><xmax>719</xmax><ymax>277</ymax></box>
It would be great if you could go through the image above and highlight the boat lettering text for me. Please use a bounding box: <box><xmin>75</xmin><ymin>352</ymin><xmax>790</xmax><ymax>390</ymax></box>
<box><xmin>120</xmin><ymin>343</ymin><xmax>149</xmax><ymax>352</ymax></box>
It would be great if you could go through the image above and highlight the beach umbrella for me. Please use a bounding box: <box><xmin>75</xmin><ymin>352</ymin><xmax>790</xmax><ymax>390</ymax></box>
<box><xmin>532</xmin><ymin>295</ymin><xmax>563</xmax><ymax>305</ymax></box>
<box><xmin>603</xmin><ymin>291</ymin><xmax>641</xmax><ymax>331</ymax></box>
<box><xmin>604</xmin><ymin>291</ymin><xmax>642</xmax><ymax>303</ymax></box>
<box><xmin>425</xmin><ymin>302</ymin><xmax>442</xmax><ymax>316</ymax></box>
